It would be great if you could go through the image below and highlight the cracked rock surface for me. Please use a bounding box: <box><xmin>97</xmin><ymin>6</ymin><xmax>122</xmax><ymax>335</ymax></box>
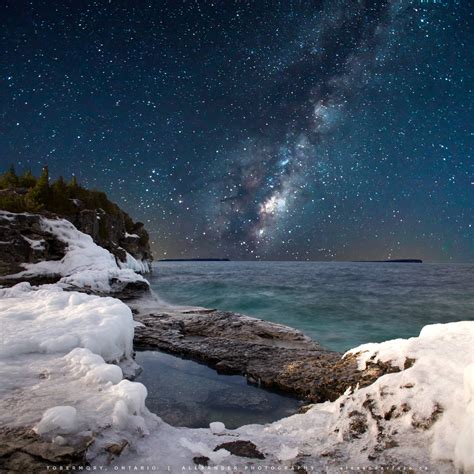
<box><xmin>131</xmin><ymin>303</ymin><xmax>392</xmax><ymax>403</ymax></box>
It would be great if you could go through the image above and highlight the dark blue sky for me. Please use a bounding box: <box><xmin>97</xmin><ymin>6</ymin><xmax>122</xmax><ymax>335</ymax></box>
<box><xmin>1</xmin><ymin>0</ymin><xmax>472</xmax><ymax>261</ymax></box>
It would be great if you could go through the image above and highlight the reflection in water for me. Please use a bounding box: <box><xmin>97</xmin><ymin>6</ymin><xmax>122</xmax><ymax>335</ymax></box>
<box><xmin>135</xmin><ymin>350</ymin><xmax>304</xmax><ymax>429</ymax></box>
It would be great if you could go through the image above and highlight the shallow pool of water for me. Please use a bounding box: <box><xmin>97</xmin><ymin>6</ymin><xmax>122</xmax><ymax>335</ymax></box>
<box><xmin>134</xmin><ymin>350</ymin><xmax>304</xmax><ymax>429</ymax></box>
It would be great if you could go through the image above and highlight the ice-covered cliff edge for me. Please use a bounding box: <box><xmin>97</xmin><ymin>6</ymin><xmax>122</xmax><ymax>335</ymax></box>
<box><xmin>0</xmin><ymin>210</ymin><xmax>150</xmax><ymax>296</ymax></box>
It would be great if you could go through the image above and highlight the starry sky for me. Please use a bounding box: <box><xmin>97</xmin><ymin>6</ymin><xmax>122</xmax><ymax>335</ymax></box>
<box><xmin>1</xmin><ymin>0</ymin><xmax>472</xmax><ymax>262</ymax></box>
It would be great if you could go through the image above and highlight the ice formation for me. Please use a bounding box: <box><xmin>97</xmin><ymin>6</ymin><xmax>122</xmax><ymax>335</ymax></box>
<box><xmin>0</xmin><ymin>283</ymin><xmax>133</xmax><ymax>361</ymax></box>
<box><xmin>7</xmin><ymin>214</ymin><xmax>148</xmax><ymax>293</ymax></box>
<box><xmin>0</xmin><ymin>283</ymin><xmax>154</xmax><ymax>453</ymax></box>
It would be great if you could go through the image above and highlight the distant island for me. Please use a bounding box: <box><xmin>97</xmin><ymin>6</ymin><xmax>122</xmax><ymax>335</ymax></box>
<box><xmin>159</xmin><ymin>258</ymin><xmax>231</xmax><ymax>262</ymax></box>
<box><xmin>354</xmin><ymin>259</ymin><xmax>423</xmax><ymax>263</ymax></box>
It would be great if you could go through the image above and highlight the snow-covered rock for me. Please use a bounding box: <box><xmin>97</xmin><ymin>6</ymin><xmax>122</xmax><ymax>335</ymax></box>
<box><xmin>35</xmin><ymin>406</ymin><xmax>79</xmax><ymax>435</ymax></box>
<box><xmin>112</xmin><ymin>321</ymin><xmax>473</xmax><ymax>473</ymax></box>
<box><xmin>0</xmin><ymin>283</ymin><xmax>154</xmax><ymax>467</ymax></box>
<box><xmin>2</xmin><ymin>214</ymin><xmax>149</xmax><ymax>294</ymax></box>
<box><xmin>0</xmin><ymin>283</ymin><xmax>133</xmax><ymax>361</ymax></box>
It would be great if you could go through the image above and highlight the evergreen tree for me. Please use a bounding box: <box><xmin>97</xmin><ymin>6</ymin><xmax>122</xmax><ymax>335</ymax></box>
<box><xmin>25</xmin><ymin>166</ymin><xmax>50</xmax><ymax>210</ymax></box>
<box><xmin>51</xmin><ymin>176</ymin><xmax>69</xmax><ymax>213</ymax></box>
<box><xmin>18</xmin><ymin>169</ymin><xmax>36</xmax><ymax>189</ymax></box>
<box><xmin>0</xmin><ymin>165</ymin><xmax>19</xmax><ymax>189</ymax></box>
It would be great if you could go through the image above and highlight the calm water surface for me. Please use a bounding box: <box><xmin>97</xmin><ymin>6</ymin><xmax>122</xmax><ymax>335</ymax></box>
<box><xmin>135</xmin><ymin>351</ymin><xmax>303</xmax><ymax>428</ymax></box>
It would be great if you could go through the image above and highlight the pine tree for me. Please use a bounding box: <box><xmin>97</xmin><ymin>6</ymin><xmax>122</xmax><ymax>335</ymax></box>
<box><xmin>18</xmin><ymin>169</ymin><xmax>36</xmax><ymax>189</ymax></box>
<box><xmin>0</xmin><ymin>165</ymin><xmax>19</xmax><ymax>189</ymax></box>
<box><xmin>25</xmin><ymin>166</ymin><xmax>50</xmax><ymax>210</ymax></box>
<box><xmin>51</xmin><ymin>176</ymin><xmax>68</xmax><ymax>213</ymax></box>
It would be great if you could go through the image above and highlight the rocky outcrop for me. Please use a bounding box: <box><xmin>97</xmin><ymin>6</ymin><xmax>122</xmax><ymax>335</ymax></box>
<box><xmin>0</xmin><ymin>201</ymin><xmax>152</xmax><ymax>281</ymax></box>
<box><xmin>0</xmin><ymin>212</ymin><xmax>65</xmax><ymax>282</ymax></box>
<box><xmin>0</xmin><ymin>211</ymin><xmax>151</xmax><ymax>299</ymax></box>
<box><xmin>0</xmin><ymin>208</ymin><xmax>152</xmax><ymax>282</ymax></box>
<box><xmin>70</xmin><ymin>206</ymin><xmax>152</xmax><ymax>266</ymax></box>
<box><xmin>131</xmin><ymin>304</ymin><xmax>393</xmax><ymax>403</ymax></box>
<box><xmin>214</xmin><ymin>440</ymin><xmax>265</xmax><ymax>459</ymax></box>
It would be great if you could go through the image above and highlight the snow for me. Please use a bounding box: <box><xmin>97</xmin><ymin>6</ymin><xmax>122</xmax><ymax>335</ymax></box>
<box><xmin>0</xmin><ymin>283</ymin><xmax>154</xmax><ymax>452</ymax></box>
<box><xmin>0</xmin><ymin>283</ymin><xmax>133</xmax><ymax>361</ymax></box>
<box><xmin>209</xmin><ymin>421</ymin><xmax>226</xmax><ymax>434</ymax></box>
<box><xmin>343</xmin><ymin>321</ymin><xmax>474</xmax><ymax>471</ymax></box>
<box><xmin>8</xmin><ymin>216</ymin><xmax>148</xmax><ymax>293</ymax></box>
<box><xmin>118</xmin><ymin>250</ymin><xmax>151</xmax><ymax>273</ymax></box>
<box><xmin>455</xmin><ymin>363</ymin><xmax>474</xmax><ymax>472</ymax></box>
<box><xmin>125</xmin><ymin>232</ymin><xmax>139</xmax><ymax>238</ymax></box>
<box><xmin>111</xmin><ymin>380</ymin><xmax>149</xmax><ymax>433</ymax></box>
<box><xmin>22</xmin><ymin>235</ymin><xmax>46</xmax><ymax>250</ymax></box>
<box><xmin>277</xmin><ymin>444</ymin><xmax>299</xmax><ymax>461</ymax></box>
<box><xmin>35</xmin><ymin>406</ymin><xmax>78</xmax><ymax>435</ymax></box>
<box><xmin>65</xmin><ymin>348</ymin><xmax>123</xmax><ymax>384</ymax></box>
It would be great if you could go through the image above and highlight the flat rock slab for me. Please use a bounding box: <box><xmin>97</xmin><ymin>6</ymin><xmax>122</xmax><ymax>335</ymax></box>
<box><xmin>131</xmin><ymin>304</ymin><xmax>380</xmax><ymax>402</ymax></box>
<box><xmin>0</xmin><ymin>427</ymin><xmax>93</xmax><ymax>473</ymax></box>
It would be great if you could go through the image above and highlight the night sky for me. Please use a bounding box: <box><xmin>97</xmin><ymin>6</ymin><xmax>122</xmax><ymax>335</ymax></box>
<box><xmin>1</xmin><ymin>0</ymin><xmax>472</xmax><ymax>262</ymax></box>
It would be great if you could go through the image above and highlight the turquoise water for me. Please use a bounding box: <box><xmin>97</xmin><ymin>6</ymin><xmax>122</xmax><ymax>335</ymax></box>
<box><xmin>135</xmin><ymin>351</ymin><xmax>303</xmax><ymax>428</ymax></box>
<box><xmin>148</xmin><ymin>261</ymin><xmax>474</xmax><ymax>352</ymax></box>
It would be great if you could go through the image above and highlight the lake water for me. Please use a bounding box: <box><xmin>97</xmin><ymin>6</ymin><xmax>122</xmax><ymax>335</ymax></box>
<box><xmin>134</xmin><ymin>350</ymin><xmax>304</xmax><ymax>429</ymax></box>
<box><xmin>148</xmin><ymin>261</ymin><xmax>474</xmax><ymax>352</ymax></box>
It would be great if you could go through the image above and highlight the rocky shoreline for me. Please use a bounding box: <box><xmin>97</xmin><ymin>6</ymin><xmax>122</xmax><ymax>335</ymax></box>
<box><xmin>129</xmin><ymin>298</ymin><xmax>399</xmax><ymax>404</ymax></box>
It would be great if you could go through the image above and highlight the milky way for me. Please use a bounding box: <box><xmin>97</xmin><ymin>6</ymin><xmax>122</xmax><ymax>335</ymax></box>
<box><xmin>1</xmin><ymin>0</ymin><xmax>472</xmax><ymax>261</ymax></box>
<box><xmin>215</xmin><ymin>2</ymin><xmax>397</xmax><ymax>252</ymax></box>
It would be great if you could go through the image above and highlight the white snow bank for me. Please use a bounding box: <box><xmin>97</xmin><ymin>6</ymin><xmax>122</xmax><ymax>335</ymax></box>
<box><xmin>35</xmin><ymin>406</ymin><xmax>78</xmax><ymax>435</ymax></box>
<box><xmin>10</xmin><ymin>216</ymin><xmax>148</xmax><ymax>293</ymax></box>
<box><xmin>0</xmin><ymin>283</ymin><xmax>133</xmax><ymax>361</ymax></box>
<box><xmin>0</xmin><ymin>284</ymin><xmax>153</xmax><ymax>449</ymax></box>
<box><xmin>209</xmin><ymin>421</ymin><xmax>226</xmax><ymax>434</ymax></box>
<box><xmin>241</xmin><ymin>320</ymin><xmax>473</xmax><ymax>472</ymax></box>
<box><xmin>65</xmin><ymin>347</ymin><xmax>123</xmax><ymax>384</ymax></box>
<box><xmin>344</xmin><ymin>321</ymin><xmax>474</xmax><ymax>471</ymax></box>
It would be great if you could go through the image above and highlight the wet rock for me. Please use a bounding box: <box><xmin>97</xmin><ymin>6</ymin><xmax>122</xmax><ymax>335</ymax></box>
<box><xmin>297</xmin><ymin>404</ymin><xmax>315</xmax><ymax>414</ymax></box>
<box><xmin>214</xmin><ymin>440</ymin><xmax>265</xmax><ymax>459</ymax></box>
<box><xmin>0</xmin><ymin>427</ymin><xmax>93</xmax><ymax>473</ymax></box>
<box><xmin>193</xmin><ymin>456</ymin><xmax>210</xmax><ymax>466</ymax></box>
<box><xmin>110</xmin><ymin>278</ymin><xmax>150</xmax><ymax>300</ymax></box>
<box><xmin>106</xmin><ymin>439</ymin><xmax>129</xmax><ymax>457</ymax></box>
<box><xmin>215</xmin><ymin>360</ymin><xmax>239</xmax><ymax>374</ymax></box>
<box><xmin>131</xmin><ymin>305</ymin><xmax>394</xmax><ymax>403</ymax></box>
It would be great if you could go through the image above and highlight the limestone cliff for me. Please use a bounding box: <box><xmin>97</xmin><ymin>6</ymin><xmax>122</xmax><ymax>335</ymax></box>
<box><xmin>0</xmin><ymin>190</ymin><xmax>153</xmax><ymax>282</ymax></box>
